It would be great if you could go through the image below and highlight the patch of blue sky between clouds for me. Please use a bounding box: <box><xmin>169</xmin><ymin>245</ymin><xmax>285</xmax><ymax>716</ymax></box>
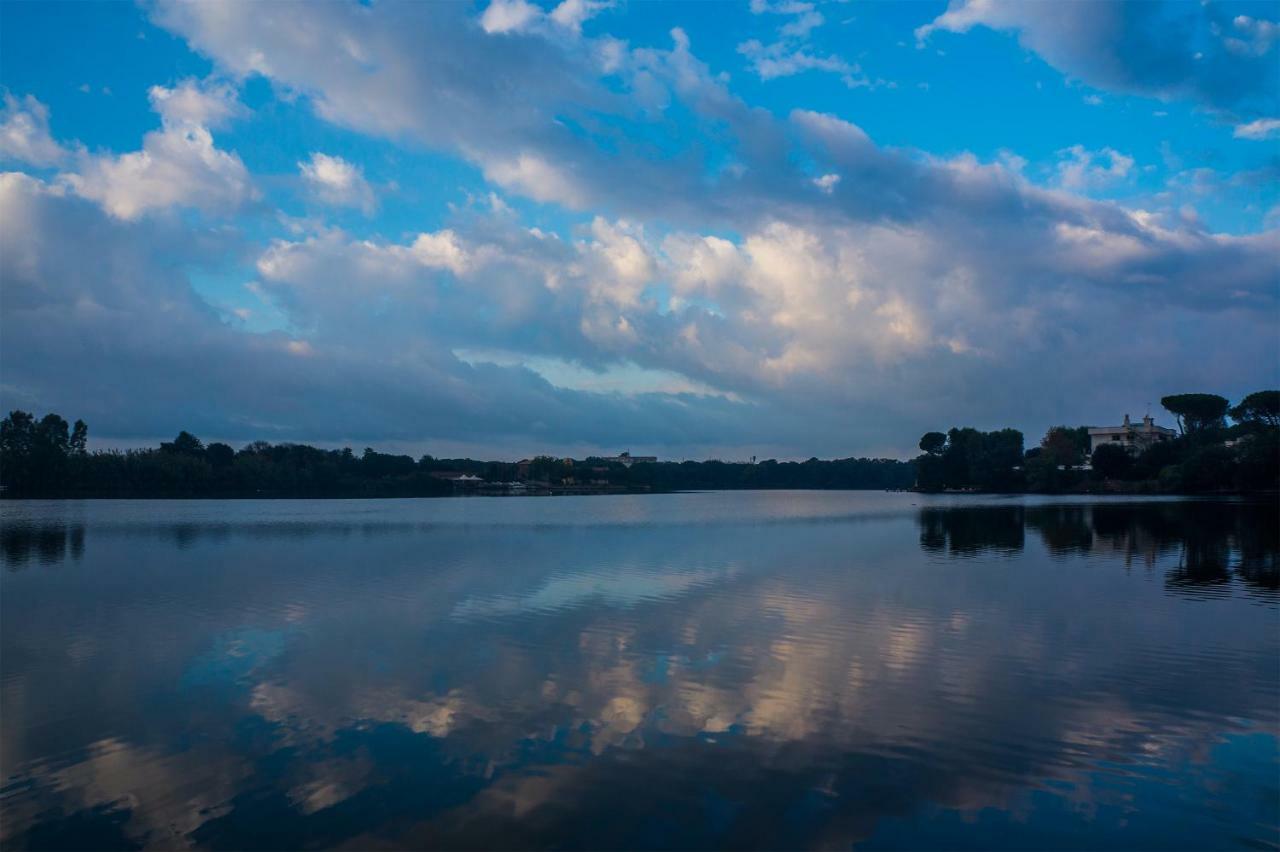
<box><xmin>454</xmin><ymin>348</ymin><xmax>738</xmax><ymax>399</ymax></box>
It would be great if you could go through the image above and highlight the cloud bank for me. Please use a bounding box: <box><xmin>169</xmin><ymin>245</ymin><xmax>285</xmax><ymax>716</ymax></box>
<box><xmin>0</xmin><ymin>1</ymin><xmax>1276</xmax><ymax>457</ymax></box>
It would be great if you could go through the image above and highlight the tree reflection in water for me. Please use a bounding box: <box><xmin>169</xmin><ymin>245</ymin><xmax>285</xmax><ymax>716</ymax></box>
<box><xmin>918</xmin><ymin>500</ymin><xmax>1278</xmax><ymax>594</ymax></box>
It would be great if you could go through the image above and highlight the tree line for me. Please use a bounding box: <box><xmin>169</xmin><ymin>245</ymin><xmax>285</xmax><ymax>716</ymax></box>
<box><xmin>0</xmin><ymin>413</ymin><xmax>916</xmax><ymax>498</ymax></box>
<box><xmin>3</xmin><ymin>391</ymin><xmax>1274</xmax><ymax>499</ymax></box>
<box><xmin>915</xmin><ymin>391</ymin><xmax>1280</xmax><ymax>494</ymax></box>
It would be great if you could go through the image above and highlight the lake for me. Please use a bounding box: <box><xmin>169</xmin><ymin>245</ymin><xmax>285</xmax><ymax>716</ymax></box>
<box><xmin>1</xmin><ymin>492</ymin><xmax>1276</xmax><ymax>850</ymax></box>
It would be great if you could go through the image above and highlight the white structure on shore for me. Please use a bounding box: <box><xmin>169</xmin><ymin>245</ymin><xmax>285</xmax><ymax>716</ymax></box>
<box><xmin>602</xmin><ymin>451</ymin><xmax>657</xmax><ymax>468</ymax></box>
<box><xmin>1088</xmin><ymin>414</ymin><xmax>1176</xmax><ymax>455</ymax></box>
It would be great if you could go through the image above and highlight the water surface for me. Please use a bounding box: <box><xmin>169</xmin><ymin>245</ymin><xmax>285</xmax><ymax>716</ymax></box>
<box><xmin>1</xmin><ymin>492</ymin><xmax>1276</xmax><ymax>850</ymax></box>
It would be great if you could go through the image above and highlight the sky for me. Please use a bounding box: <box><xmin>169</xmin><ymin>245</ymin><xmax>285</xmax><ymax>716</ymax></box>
<box><xmin>0</xmin><ymin>0</ymin><xmax>1277</xmax><ymax>461</ymax></box>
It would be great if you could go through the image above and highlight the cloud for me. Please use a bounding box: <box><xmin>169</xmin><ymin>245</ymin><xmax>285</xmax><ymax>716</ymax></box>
<box><xmin>812</xmin><ymin>173</ymin><xmax>840</xmax><ymax>194</ymax></box>
<box><xmin>298</xmin><ymin>152</ymin><xmax>375</xmax><ymax>213</ymax></box>
<box><xmin>3</xmin><ymin>1</ymin><xmax>1274</xmax><ymax>456</ymax></box>
<box><xmin>548</xmin><ymin>0</ymin><xmax>614</xmax><ymax>34</ymax></box>
<box><xmin>237</xmin><ymin>181</ymin><xmax>1279</xmax><ymax>450</ymax></box>
<box><xmin>1233</xmin><ymin>117</ymin><xmax>1280</xmax><ymax>139</ymax></box>
<box><xmin>1055</xmin><ymin>145</ymin><xmax>1135</xmax><ymax>190</ymax></box>
<box><xmin>479</xmin><ymin>0</ymin><xmax>543</xmax><ymax>34</ymax></box>
<box><xmin>0</xmin><ymin>92</ymin><xmax>68</xmax><ymax>167</ymax></box>
<box><xmin>737</xmin><ymin>39</ymin><xmax>855</xmax><ymax>80</ymax></box>
<box><xmin>0</xmin><ymin>172</ymin><xmax>767</xmax><ymax>451</ymax></box>
<box><xmin>916</xmin><ymin>0</ymin><xmax>1279</xmax><ymax>115</ymax></box>
<box><xmin>57</xmin><ymin>78</ymin><xmax>254</xmax><ymax>220</ymax></box>
<box><xmin>480</xmin><ymin>0</ymin><xmax>612</xmax><ymax>36</ymax></box>
<box><xmin>148</xmin><ymin>77</ymin><xmax>246</xmax><ymax>128</ymax></box>
<box><xmin>736</xmin><ymin>0</ymin><xmax>864</xmax><ymax>84</ymax></box>
<box><xmin>480</xmin><ymin>153</ymin><xmax>589</xmax><ymax>208</ymax></box>
<box><xmin>62</xmin><ymin>125</ymin><xmax>254</xmax><ymax>221</ymax></box>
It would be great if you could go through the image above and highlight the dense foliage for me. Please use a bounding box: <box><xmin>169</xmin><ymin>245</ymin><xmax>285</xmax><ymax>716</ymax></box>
<box><xmin>914</xmin><ymin>390</ymin><xmax>1280</xmax><ymax>494</ymax></box>
<box><xmin>913</xmin><ymin>427</ymin><xmax>1026</xmax><ymax>492</ymax></box>
<box><xmin>0</xmin><ymin>414</ymin><xmax>916</xmax><ymax>497</ymax></box>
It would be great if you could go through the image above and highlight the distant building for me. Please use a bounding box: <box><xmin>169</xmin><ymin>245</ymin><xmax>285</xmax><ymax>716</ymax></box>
<box><xmin>1088</xmin><ymin>414</ymin><xmax>1176</xmax><ymax>455</ymax></box>
<box><xmin>601</xmin><ymin>451</ymin><xmax>657</xmax><ymax>468</ymax></box>
<box><xmin>429</xmin><ymin>471</ymin><xmax>482</xmax><ymax>482</ymax></box>
<box><xmin>430</xmin><ymin>471</ymin><xmax>483</xmax><ymax>488</ymax></box>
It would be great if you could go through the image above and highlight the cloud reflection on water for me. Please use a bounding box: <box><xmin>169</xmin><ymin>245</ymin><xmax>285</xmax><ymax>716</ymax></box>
<box><xmin>0</xmin><ymin>495</ymin><xmax>1275</xmax><ymax>849</ymax></box>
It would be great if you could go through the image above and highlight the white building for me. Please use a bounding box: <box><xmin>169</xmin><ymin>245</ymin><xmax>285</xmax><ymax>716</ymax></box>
<box><xmin>602</xmin><ymin>451</ymin><xmax>658</xmax><ymax>468</ymax></box>
<box><xmin>1088</xmin><ymin>414</ymin><xmax>1177</xmax><ymax>455</ymax></box>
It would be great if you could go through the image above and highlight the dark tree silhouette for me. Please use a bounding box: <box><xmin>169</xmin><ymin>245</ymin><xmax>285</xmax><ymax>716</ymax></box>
<box><xmin>1161</xmin><ymin>393</ymin><xmax>1229</xmax><ymax>435</ymax></box>
<box><xmin>1230</xmin><ymin>390</ymin><xmax>1280</xmax><ymax>429</ymax></box>
<box><xmin>1091</xmin><ymin>443</ymin><xmax>1131</xmax><ymax>480</ymax></box>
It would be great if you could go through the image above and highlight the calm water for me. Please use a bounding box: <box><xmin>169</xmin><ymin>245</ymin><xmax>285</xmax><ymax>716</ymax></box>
<box><xmin>1</xmin><ymin>492</ymin><xmax>1276</xmax><ymax>851</ymax></box>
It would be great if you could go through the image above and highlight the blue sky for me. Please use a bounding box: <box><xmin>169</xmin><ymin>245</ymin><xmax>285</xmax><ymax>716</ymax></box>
<box><xmin>1</xmin><ymin>0</ymin><xmax>1277</xmax><ymax>459</ymax></box>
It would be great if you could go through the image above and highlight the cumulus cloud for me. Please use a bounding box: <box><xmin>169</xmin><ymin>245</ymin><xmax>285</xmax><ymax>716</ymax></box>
<box><xmin>916</xmin><ymin>0</ymin><xmax>1279</xmax><ymax>115</ymax></box>
<box><xmin>0</xmin><ymin>172</ymin><xmax>763</xmax><ymax>450</ymax></box>
<box><xmin>479</xmin><ymin>0</ymin><xmax>543</xmax><ymax>34</ymax></box>
<box><xmin>480</xmin><ymin>153</ymin><xmax>589</xmax><ymax>208</ymax></box>
<box><xmin>480</xmin><ymin>0</ymin><xmax>612</xmax><ymax>36</ymax></box>
<box><xmin>236</xmin><ymin>184</ymin><xmax>1278</xmax><ymax>450</ymax></box>
<box><xmin>57</xmin><ymin>78</ymin><xmax>254</xmax><ymax>220</ymax></box>
<box><xmin>0</xmin><ymin>92</ymin><xmax>67</xmax><ymax>167</ymax></box>
<box><xmin>298</xmin><ymin>152</ymin><xmax>375</xmax><ymax>213</ymax></box>
<box><xmin>63</xmin><ymin>125</ymin><xmax>254</xmax><ymax>220</ymax></box>
<box><xmin>549</xmin><ymin>0</ymin><xmax>614</xmax><ymax>34</ymax></box>
<box><xmin>148</xmin><ymin>77</ymin><xmax>245</xmax><ymax>128</ymax></box>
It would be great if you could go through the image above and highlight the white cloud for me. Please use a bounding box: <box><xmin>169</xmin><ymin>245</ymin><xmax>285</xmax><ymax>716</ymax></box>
<box><xmin>549</xmin><ymin>0</ymin><xmax>613</xmax><ymax>33</ymax></box>
<box><xmin>481</xmin><ymin>153</ymin><xmax>588</xmax><ymax>208</ymax></box>
<box><xmin>63</xmin><ymin>123</ymin><xmax>254</xmax><ymax>220</ymax></box>
<box><xmin>148</xmin><ymin>78</ymin><xmax>245</xmax><ymax>128</ymax></box>
<box><xmin>0</xmin><ymin>92</ymin><xmax>67</xmax><ymax>167</ymax></box>
<box><xmin>1056</xmin><ymin>145</ymin><xmax>1134</xmax><ymax>190</ymax></box>
<box><xmin>480</xmin><ymin>0</ymin><xmax>610</xmax><ymax>35</ymax></box>
<box><xmin>737</xmin><ymin>39</ymin><xmax>855</xmax><ymax>80</ymax></box>
<box><xmin>1233</xmin><ymin>118</ymin><xmax>1280</xmax><ymax>139</ymax></box>
<box><xmin>57</xmin><ymin>77</ymin><xmax>254</xmax><ymax>220</ymax></box>
<box><xmin>736</xmin><ymin>0</ymin><xmax>861</xmax><ymax>83</ymax></box>
<box><xmin>299</xmin><ymin>152</ymin><xmax>375</xmax><ymax>213</ymax></box>
<box><xmin>480</xmin><ymin>0</ymin><xmax>543</xmax><ymax>35</ymax></box>
<box><xmin>409</xmin><ymin>230</ymin><xmax>470</xmax><ymax>275</ymax></box>
<box><xmin>812</xmin><ymin>173</ymin><xmax>840</xmax><ymax>194</ymax></box>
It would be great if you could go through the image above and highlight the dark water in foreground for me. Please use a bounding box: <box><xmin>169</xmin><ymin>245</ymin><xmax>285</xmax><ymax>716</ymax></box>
<box><xmin>1</xmin><ymin>493</ymin><xmax>1276</xmax><ymax>851</ymax></box>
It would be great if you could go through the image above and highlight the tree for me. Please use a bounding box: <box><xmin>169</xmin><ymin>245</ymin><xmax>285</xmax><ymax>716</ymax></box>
<box><xmin>205</xmin><ymin>442</ymin><xmax>235</xmax><ymax>468</ymax></box>
<box><xmin>0</xmin><ymin>412</ymin><xmax>74</xmax><ymax>495</ymax></box>
<box><xmin>1091</xmin><ymin>443</ymin><xmax>1132</xmax><ymax>480</ymax></box>
<box><xmin>973</xmin><ymin>428</ymin><xmax>1025</xmax><ymax>491</ymax></box>
<box><xmin>1161</xmin><ymin>394</ymin><xmax>1228</xmax><ymax>435</ymax></box>
<box><xmin>1041</xmin><ymin>426</ymin><xmax>1088</xmax><ymax>468</ymax></box>
<box><xmin>31</xmin><ymin>415</ymin><xmax>71</xmax><ymax>494</ymax></box>
<box><xmin>915</xmin><ymin>454</ymin><xmax>945</xmax><ymax>491</ymax></box>
<box><xmin>0</xmin><ymin>411</ymin><xmax>36</xmax><ymax>490</ymax></box>
<box><xmin>161</xmin><ymin>431</ymin><xmax>205</xmax><ymax>456</ymax></box>
<box><xmin>1131</xmin><ymin>438</ymin><xmax>1181</xmax><ymax>482</ymax></box>
<box><xmin>70</xmin><ymin>420</ymin><xmax>88</xmax><ymax>456</ymax></box>
<box><xmin>1230</xmin><ymin>390</ymin><xmax>1280</xmax><ymax>429</ymax></box>
<box><xmin>919</xmin><ymin>432</ymin><xmax>947</xmax><ymax>455</ymax></box>
<box><xmin>1175</xmin><ymin>445</ymin><xmax>1237</xmax><ymax>493</ymax></box>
